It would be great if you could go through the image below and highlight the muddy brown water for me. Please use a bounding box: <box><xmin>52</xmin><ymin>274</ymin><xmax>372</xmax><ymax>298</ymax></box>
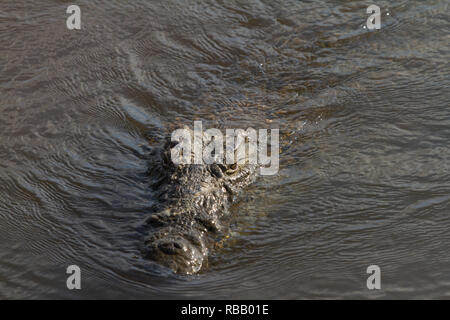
<box><xmin>0</xmin><ymin>0</ymin><xmax>449</xmax><ymax>298</ymax></box>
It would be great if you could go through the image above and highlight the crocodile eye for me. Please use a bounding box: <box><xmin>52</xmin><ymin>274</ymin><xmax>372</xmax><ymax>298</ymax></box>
<box><xmin>169</xmin><ymin>140</ymin><xmax>178</xmax><ymax>148</ymax></box>
<box><xmin>225</xmin><ymin>163</ymin><xmax>238</xmax><ymax>175</ymax></box>
<box><xmin>210</xmin><ymin>164</ymin><xmax>224</xmax><ymax>178</ymax></box>
<box><xmin>162</xmin><ymin>150</ymin><xmax>171</xmax><ymax>167</ymax></box>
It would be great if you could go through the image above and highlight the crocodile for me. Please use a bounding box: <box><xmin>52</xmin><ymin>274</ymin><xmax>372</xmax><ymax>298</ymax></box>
<box><xmin>144</xmin><ymin>127</ymin><xmax>261</xmax><ymax>274</ymax></box>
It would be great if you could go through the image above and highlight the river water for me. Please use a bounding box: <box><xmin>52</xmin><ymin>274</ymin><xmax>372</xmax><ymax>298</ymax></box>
<box><xmin>0</xmin><ymin>0</ymin><xmax>449</xmax><ymax>299</ymax></box>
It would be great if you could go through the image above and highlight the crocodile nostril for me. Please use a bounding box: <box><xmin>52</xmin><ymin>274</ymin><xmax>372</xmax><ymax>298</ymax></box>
<box><xmin>173</xmin><ymin>242</ymin><xmax>182</xmax><ymax>249</ymax></box>
<box><xmin>158</xmin><ymin>242</ymin><xmax>177</xmax><ymax>255</ymax></box>
<box><xmin>157</xmin><ymin>240</ymin><xmax>186</xmax><ymax>255</ymax></box>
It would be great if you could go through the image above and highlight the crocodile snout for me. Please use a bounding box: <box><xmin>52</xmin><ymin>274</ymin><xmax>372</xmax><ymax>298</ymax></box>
<box><xmin>146</xmin><ymin>231</ymin><xmax>206</xmax><ymax>274</ymax></box>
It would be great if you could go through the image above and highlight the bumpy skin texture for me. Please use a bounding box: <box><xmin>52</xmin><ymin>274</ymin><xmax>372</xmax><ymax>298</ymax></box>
<box><xmin>145</xmin><ymin>135</ymin><xmax>257</xmax><ymax>274</ymax></box>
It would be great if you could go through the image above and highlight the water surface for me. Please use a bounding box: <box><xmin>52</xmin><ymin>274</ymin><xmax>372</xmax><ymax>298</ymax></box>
<box><xmin>0</xmin><ymin>0</ymin><xmax>449</xmax><ymax>299</ymax></box>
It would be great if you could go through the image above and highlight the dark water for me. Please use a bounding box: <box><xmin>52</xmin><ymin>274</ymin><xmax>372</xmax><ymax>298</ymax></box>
<box><xmin>0</xmin><ymin>0</ymin><xmax>449</xmax><ymax>299</ymax></box>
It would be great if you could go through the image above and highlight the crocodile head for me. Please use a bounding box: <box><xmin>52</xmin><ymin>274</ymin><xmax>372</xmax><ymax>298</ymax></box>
<box><xmin>145</xmin><ymin>130</ymin><xmax>257</xmax><ymax>274</ymax></box>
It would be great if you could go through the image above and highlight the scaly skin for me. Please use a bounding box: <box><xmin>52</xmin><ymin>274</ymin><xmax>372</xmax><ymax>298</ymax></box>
<box><xmin>145</xmin><ymin>130</ymin><xmax>257</xmax><ymax>274</ymax></box>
